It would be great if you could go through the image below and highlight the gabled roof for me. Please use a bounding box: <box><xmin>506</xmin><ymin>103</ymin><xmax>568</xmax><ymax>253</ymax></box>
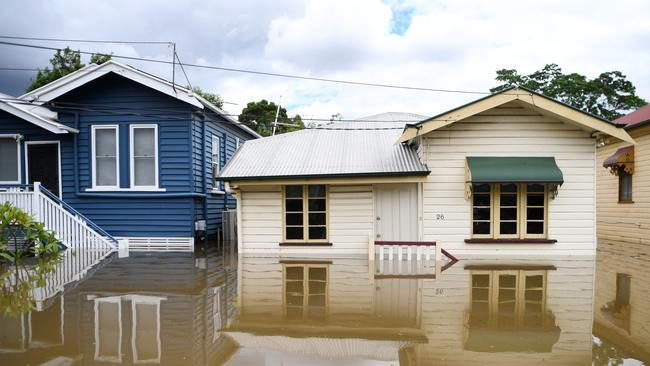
<box><xmin>219</xmin><ymin>112</ymin><xmax>430</xmax><ymax>181</ymax></box>
<box><xmin>396</xmin><ymin>87</ymin><xmax>635</xmax><ymax>144</ymax></box>
<box><xmin>614</xmin><ymin>104</ymin><xmax>650</xmax><ymax>129</ymax></box>
<box><xmin>0</xmin><ymin>93</ymin><xmax>77</xmax><ymax>134</ymax></box>
<box><xmin>19</xmin><ymin>60</ymin><xmax>261</xmax><ymax>138</ymax></box>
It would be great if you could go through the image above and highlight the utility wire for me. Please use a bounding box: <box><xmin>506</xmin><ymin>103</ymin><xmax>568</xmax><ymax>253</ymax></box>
<box><xmin>0</xmin><ymin>35</ymin><xmax>172</xmax><ymax>45</ymax></box>
<box><xmin>0</xmin><ymin>40</ymin><xmax>493</xmax><ymax>95</ymax></box>
<box><xmin>0</xmin><ymin>96</ymin><xmax>444</xmax><ymax>130</ymax></box>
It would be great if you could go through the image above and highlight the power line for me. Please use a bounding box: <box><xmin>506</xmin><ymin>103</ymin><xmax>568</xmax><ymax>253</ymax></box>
<box><xmin>0</xmin><ymin>67</ymin><xmax>39</xmax><ymax>71</ymax></box>
<box><xmin>0</xmin><ymin>35</ymin><xmax>172</xmax><ymax>45</ymax></box>
<box><xmin>0</xmin><ymin>40</ymin><xmax>493</xmax><ymax>95</ymax></box>
<box><xmin>0</xmin><ymin>96</ymin><xmax>439</xmax><ymax>130</ymax></box>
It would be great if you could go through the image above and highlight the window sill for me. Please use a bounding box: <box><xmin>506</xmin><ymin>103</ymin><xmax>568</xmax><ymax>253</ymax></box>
<box><xmin>618</xmin><ymin>200</ymin><xmax>635</xmax><ymax>204</ymax></box>
<box><xmin>464</xmin><ymin>238</ymin><xmax>557</xmax><ymax>244</ymax></box>
<box><xmin>279</xmin><ymin>242</ymin><xmax>333</xmax><ymax>247</ymax></box>
<box><xmin>85</xmin><ymin>187</ymin><xmax>167</xmax><ymax>192</ymax></box>
<box><xmin>210</xmin><ymin>189</ymin><xmax>226</xmax><ymax>195</ymax></box>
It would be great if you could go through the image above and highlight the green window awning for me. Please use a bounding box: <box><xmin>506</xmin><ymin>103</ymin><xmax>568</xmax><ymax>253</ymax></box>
<box><xmin>466</xmin><ymin>157</ymin><xmax>564</xmax><ymax>184</ymax></box>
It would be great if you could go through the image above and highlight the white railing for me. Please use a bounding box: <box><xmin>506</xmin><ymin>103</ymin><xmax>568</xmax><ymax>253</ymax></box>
<box><xmin>371</xmin><ymin>239</ymin><xmax>457</xmax><ymax>278</ymax></box>
<box><xmin>4</xmin><ymin>248</ymin><xmax>114</xmax><ymax>311</ymax></box>
<box><xmin>0</xmin><ymin>182</ymin><xmax>117</xmax><ymax>251</ymax></box>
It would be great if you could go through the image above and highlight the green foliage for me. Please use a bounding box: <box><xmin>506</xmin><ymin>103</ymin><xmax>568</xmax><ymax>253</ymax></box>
<box><xmin>192</xmin><ymin>86</ymin><xmax>224</xmax><ymax>109</ymax></box>
<box><xmin>238</xmin><ymin>99</ymin><xmax>305</xmax><ymax>136</ymax></box>
<box><xmin>0</xmin><ymin>253</ymin><xmax>63</xmax><ymax>316</ymax></box>
<box><xmin>25</xmin><ymin>47</ymin><xmax>112</xmax><ymax>92</ymax></box>
<box><xmin>491</xmin><ymin>64</ymin><xmax>647</xmax><ymax>121</ymax></box>
<box><xmin>0</xmin><ymin>202</ymin><xmax>60</xmax><ymax>262</ymax></box>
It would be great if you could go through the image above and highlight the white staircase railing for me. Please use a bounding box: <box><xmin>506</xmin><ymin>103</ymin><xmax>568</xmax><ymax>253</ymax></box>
<box><xmin>0</xmin><ymin>182</ymin><xmax>117</xmax><ymax>251</ymax></box>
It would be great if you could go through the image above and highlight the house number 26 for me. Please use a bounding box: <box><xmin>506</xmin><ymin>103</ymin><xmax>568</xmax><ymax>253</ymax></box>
<box><xmin>436</xmin><ymin>214</ymin><xmax>445</xmax><ymax>220</ymax></box>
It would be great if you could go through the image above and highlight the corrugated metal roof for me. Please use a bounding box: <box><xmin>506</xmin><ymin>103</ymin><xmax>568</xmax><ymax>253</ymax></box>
<box><xmin>0</xmin><ymin>92</ymin><xmax>77</xmax><ymax>134</ymax></box>
<box><xmin>219</xmin><ymin>112</ymin><xmax>430</xmax><ymax>180</ymax></box>
<box><xmin>614</xmin><ymin>104</ymin><xmax>650</xmax><ymax>129</ymax></box>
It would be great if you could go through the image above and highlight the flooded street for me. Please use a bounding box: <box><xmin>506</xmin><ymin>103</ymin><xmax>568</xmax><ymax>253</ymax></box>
<box><xmin>0</xmin><ymin>242</ymin><xmax>647</xmax><ymax>366</ymax></box>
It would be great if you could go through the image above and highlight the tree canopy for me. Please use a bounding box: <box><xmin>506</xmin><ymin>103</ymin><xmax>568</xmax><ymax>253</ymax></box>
<box><xmin>491</xmin><ymin>64</ymin><xmax>647</xmax><ymax>121</ymax></box>
<box><xmin>191</xmin><ymin>86</ymin><xmax>224</xmax><ymax>109</ymax></box>
<box><xmin>26</xmin><ymin>47</ymin><xmax>112</xmax><ymax>92</ymax></box>
<box><xmin>238</xmin><ymin>99</ymin><xmax>304</xmax><ymax>136</ymax></box>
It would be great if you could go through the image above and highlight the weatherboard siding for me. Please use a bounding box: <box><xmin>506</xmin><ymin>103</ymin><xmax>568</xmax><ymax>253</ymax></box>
<box><xmin>191</xmin><ymin>113</ymin><xmax>250</xmax><ymax>234</ymax></box>
<box><xmin>53</xmin><ymin>74</ymin><xmax>198</xmax><ymax>237</ymax></box>
<box><xmin>239</xmin><ymin>185</ymin><xmax>374</xmax><ymax>254</ymax></box>
<box><xmin>419</xmin><ymin>102</ymin><xmax>597</xmax><ymax>254</ymax></box>
<box><xmin>0</xmin><ymin>110</ymin><xmax>73</xmax><ymax>186</ymax></box>
<box><xmin>596</xmin><ymin>126</ymin><xmax>650</xmax><ymax>249</ymax></box>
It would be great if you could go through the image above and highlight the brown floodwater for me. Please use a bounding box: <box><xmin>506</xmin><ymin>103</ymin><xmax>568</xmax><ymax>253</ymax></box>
<box><xmin>0</xmin><ymin>241</ymin><xmax>647</xmax><ymax>365</ymax></box>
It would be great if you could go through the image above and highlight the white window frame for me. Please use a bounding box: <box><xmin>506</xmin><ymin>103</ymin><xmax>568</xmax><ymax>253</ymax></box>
<box><xmin>0</xmin><ymin>134</ymin><xmax>22</xmax><ymax>184</ymax></box>
<box><xmin>212</xmin><ymin>135</ymin><xmax>224</xmax><ymax>193</ymax></box>
<box><xmin>93</xmin><ymin>296</ymin><xmax>123</xmax><ymax>364</ymax></box>
<box><xmin>91</xmin><ymin>125</ymin><xmax>120</xmax><ymax>190</ymax></box>
<box><xmin>24</xmin><ymin>140</ymin><xmax>62</xmax><ymax>198</ymax></box>
<box><xmin>130</xmin><ymin>295</ymin><xmax>164</xmax><ymax>364</ymax></box>
<box><xmin>129</xmin><ymin>124</ymin><xmax>160</xmax><ymax>190</ymax></box>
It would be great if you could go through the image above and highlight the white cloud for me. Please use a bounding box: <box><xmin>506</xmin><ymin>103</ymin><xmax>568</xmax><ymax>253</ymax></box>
<box><xmin>0</xmin><ymin>0</ymin><xmax>648</xmax><ymax>120</ymax></box>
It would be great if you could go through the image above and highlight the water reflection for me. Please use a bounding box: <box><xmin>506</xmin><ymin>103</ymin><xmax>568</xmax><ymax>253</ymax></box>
<box><xmin>594</xmin><ymin>242</ymin><xmax>650</xmax><ymax>363</ymax></box>
<box><xmin>0</xmin><ymin>243</ymin><xmax>647</xmax><ymax>365</ymax></box>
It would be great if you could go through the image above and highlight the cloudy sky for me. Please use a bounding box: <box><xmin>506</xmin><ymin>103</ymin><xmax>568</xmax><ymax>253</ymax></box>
<box><xmin>1</xmin><ymin>0</ymin><xmax>649</xmax><ymax>121</ymax></box>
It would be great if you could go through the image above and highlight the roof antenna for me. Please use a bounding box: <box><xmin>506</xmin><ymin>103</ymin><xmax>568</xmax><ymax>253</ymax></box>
<box><xmin>272</xmin><ymin>95</ymin><xmax>282</xmax><ymax>136</ymax></box>
<box><xmin>171</xmin><ymin>42</ymin><xmax>177</xmax><ymax>93</ymax></box>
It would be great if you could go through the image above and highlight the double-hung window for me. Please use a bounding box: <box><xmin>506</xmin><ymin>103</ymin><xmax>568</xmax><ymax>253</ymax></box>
<box><xmin>284</xmin><ymin>185</ymin><xmax>328</xmax><ymax>242</ymax></box>
<box><xmin>130</xmin><ymin>125</ymin><xmax>159</xmax><ymax>189</ymax></box>
<box><xmin>0</xmin><ymin>136</ymin><xmax>20</xmax><ymax>184</ymax></box>
<box><xmin>212</xmin><ymin>135</ymin><xmax>222</xmax><ymax>191</ymax></box>
<box><xmin>471</xmin><ymin>183</ymin><xmax>548</xmax><ymax>239</ymax></box>
<box><xmin>92</xmin><ymin>126</ymin><xmax>119</xmax><ymax>189</ymax></box>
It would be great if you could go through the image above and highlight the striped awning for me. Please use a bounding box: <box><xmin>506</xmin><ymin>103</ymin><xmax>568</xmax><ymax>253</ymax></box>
<box><xmin>603</xmin><ymin>146</ymin><xmax>634</xmax><ymax>175</ymax></box>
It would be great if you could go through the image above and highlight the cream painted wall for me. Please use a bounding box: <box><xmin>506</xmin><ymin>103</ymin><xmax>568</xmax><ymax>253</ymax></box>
<box><xmin>419</xmin><ymin>101</ymin><xmax>597</xmax><ymax>255</ymax></box>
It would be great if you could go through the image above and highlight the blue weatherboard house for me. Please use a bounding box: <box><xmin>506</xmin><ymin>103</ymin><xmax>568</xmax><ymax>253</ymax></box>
<box><xmin>0</xmin><ymin>60</ymin><xmax>259</xmax><ymax>250</ymax></box>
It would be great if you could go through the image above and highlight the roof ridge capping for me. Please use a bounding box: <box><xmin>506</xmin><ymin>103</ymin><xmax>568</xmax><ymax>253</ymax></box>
<box><xmin>395</xmin><ymin>86</ymin><xmax>634</xmax><ymax>144</ymax></box>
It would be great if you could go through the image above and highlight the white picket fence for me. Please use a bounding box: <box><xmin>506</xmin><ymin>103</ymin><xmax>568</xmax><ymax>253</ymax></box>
<box><xmin>0</xmin><ymin>182</ymin><xmax>117</xmax><ymax>251</ymax></box>
<box><xmin>370</xmin><ymin>238</ymin><xmax>457</xmax><ymax>278</ymax></box>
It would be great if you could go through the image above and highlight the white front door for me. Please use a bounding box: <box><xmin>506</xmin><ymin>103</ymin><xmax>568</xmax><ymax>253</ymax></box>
<box><xmin>374</xmin><ymin>184</ymin><xmax>419</xmax><ymax>241</ymax></box>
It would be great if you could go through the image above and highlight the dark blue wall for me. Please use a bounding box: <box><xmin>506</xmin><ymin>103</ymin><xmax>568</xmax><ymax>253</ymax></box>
<box><xmin>2</xmin><ymin>72</ymin><xmax>256</xmax><ymax>238</ymax></box>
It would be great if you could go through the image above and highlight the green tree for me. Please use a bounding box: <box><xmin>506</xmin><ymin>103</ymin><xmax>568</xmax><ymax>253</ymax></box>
<box><xmin>491</xmin><ymin>64</ymin><xmax>647</xmax><ymax>121</ymax></box>
<box><xmin>238</xmin><ymin>99</ymin><xmax>305</xmax><ymax>136</ymax></box>
<box><xmin>26</xmin><ymin>47</ymin><xmax>112</xmax><ymax>92</ymax></box>
<box><xmin>191</xmin><ymin>86</ymin><xmax>224</xmax><ymax>109</ymax></box>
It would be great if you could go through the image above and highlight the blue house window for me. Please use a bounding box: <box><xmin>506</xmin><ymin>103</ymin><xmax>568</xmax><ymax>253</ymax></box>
<box><xmin>130</xmin><ymin>125</ymin><xmax>159</xmax><ymax>189</ymax></box>
<box><xmin>0</xmin><ymin>136</ymin><xmax>20</xmax><ymax>184</ymax></box>
<box><xmin>212</xmin><ymin>135</ymin><xmax>223</xmax><ymax>192</ymax></box>
<box><xmin>91</xmin><ymin>125</ymin><xmax>120</xmax><ymax>189</ymax></box>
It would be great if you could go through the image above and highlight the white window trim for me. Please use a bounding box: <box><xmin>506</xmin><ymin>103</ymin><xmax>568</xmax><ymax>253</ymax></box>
<box><xmin>212</xmin><ymin>134</ymin><xmax>222</xmax><ymax>190</ymax></box>
<box><xmin>24</xmin><ymin>140</ymin><xmax>62</xmax><ymax>198</ymax></box>
<box><xmin>129</xmin><ymin>124</ymin><xmax>160</xmax><ymax>190</ymax></box>
<box><xmin>0</xmin><ymin>134</ymin><xmax>22</xmax><ymax>184</ymax></box>
<box><xmin>130</xmin><ymin>295</ymin><xmax>165</xmax><ymax>364</ymax></box>
<box><xmin>91</xmin><ymin>125</ymin><xmax>120</xmax><ymax>190</ymax></box>
<box><xmin>212</xmin><ymin>286</ymin><xmax>224</xmax><ymax>343</ymax></box>
<box><xmin>93</xmin><ymin>296</ymin><xmax>123</xmax><ymax>364</ymax></box>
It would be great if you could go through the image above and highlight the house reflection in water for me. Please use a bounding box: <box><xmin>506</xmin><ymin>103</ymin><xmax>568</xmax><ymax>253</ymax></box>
<box><xmin>2</xmin><ymin>247</ymin><xmax>632</xmax><ymax>365</ymax></box>
<box><xmin>223</xmin><ymin>255</ymin><xmax>595</xmax><ymax>365</ymax></box>
<box><xmin>594</xmin><ymin>243</ymin><xmax>650</xmax><ymax>361</ymax></box>
<box><xmin>0</xmin><ymin>246</ymin><xmax>237</xmax><ymax>366</ymax></box>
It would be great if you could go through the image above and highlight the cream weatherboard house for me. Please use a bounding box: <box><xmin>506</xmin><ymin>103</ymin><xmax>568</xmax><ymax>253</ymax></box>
<box><xmin>219</xmin><ymin>87</ymin><xmax>634</xmax><ymax>256</ymax></box>
<box><xmin>594</xmin><ymin>104</ymin><xmax>650</xmax><ymax>357</ymax></box>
